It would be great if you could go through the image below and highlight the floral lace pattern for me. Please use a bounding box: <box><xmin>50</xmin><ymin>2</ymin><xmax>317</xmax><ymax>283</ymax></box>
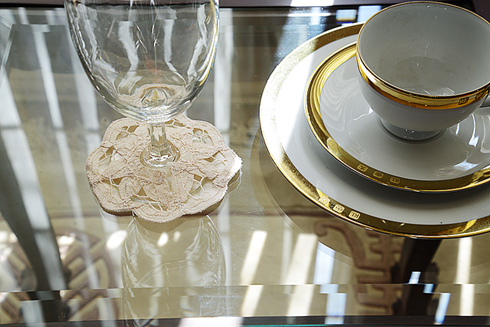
<box><xmin>86</xmin><ymin>116</ymin><xmax>242</xmax><ymax>223</ymax></box>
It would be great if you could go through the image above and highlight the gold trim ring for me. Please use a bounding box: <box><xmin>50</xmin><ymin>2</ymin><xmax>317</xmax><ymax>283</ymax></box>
<box><xmin>357</xmin><ymin>1</ymin><xmax>490</xmax><ymax>110</ymax></box>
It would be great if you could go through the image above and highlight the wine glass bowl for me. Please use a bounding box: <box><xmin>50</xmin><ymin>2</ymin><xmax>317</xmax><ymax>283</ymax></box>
<box><xmin>65</xmin><ymin>0</ymin><xmax>219</xmax><ymax>167</ymax></box>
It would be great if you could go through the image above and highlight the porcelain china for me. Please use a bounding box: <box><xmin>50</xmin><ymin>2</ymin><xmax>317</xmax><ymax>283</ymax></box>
<box><xmin>306</xmin><ymin>43</ymin><xmax>490</xmax><ymax>193</ymax></box>
<box><xmin>357</xmin><ymin>2</ymin><xmax>490</xmax><ymax>140</ymax></box>
<box><xmin>260</xmin><ymin>23</ymin><xmax>490</xmax><ymax>238</ymax></box>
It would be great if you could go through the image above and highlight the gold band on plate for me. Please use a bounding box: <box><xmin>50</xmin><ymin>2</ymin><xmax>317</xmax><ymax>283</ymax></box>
<box><xmin>305</xmin><ymin>42</ymin><xmax>490</xmax><ymax>193</ymax></box>
<box><xmin>260</xmin><ymin>23</ymin><xmax>490</xmax><ymax>238</ymax></box>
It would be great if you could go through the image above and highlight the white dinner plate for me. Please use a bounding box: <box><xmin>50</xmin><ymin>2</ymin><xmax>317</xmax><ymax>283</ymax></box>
<box><xmin>259</xmin><ymin>23</ymin><xmax>490</xmax><ymax>238</ymax></box>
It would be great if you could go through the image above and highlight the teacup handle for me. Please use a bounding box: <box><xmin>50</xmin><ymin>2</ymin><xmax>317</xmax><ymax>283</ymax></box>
<box><xmin>476</xmin><ymin>93</ymin><xmax>490</xmax><ymax>115</ymax></box>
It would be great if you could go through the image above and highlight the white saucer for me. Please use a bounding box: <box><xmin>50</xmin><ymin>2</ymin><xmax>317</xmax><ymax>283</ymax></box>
<box><xmin>260</xmin><ymin>23</ymin><xmax>490</xmax><ymax>238</ymax></box>
<box><xmin>305</xmin><ymin>43</ymin><xmax>490</xmax><ymax>193</ymax></box>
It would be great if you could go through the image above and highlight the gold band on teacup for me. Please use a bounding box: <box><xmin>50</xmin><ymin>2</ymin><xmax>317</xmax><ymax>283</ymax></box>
<box><xmin>356</xmin><ymin>1</ymin><xmax>490</xmax><ymax>110</ymax></box>
<box><xmin>357</xmin><ymin>55</ymin><xmax>490</xmax><ymax>110</ymax></box>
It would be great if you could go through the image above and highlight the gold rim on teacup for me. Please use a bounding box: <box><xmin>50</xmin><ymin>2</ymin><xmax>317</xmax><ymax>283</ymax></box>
<box><xmin>356</xmin><ymin>1</ymin><xmax>490</xmax><ymax>110</ymax></box>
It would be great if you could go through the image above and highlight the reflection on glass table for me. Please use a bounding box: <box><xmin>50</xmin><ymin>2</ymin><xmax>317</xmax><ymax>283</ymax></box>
<box><xmin>0</xmin><ymin>2</ymin><xmax>490</xmax><ymax>326</ymax></box>
<box><xmin>122</xmin><ymin>216</ymin><xmax>226</xmax><ymax>323</ymax></box>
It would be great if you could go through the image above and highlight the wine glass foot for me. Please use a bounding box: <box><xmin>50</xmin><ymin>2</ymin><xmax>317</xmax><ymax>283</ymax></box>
<box><xmin>140</xmin><ymin>142</ymin><xmax>180</xmax><ymax>169</ymax></box>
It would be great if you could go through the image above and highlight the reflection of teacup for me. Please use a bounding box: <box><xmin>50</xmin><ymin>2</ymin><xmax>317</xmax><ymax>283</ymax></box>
<box><xmin>356</xmin><ymin>1</ymin><xmax>490</xmax><ymax>141</ymax></box>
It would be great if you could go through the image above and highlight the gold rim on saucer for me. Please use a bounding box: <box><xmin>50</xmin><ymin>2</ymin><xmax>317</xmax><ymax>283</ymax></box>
<box><xmin>305</xmin><ymin>42</ymin><xmax>490</xmax><ymax>193</ymax></box>
<box><xmin>357</xmin><ymin>1</ymin><xmax>490</xmax><ymax>110</ymax></box>
<box><xmin>260</xmin><ymin>23</ymin><xmax>490</xmax><ymax>238</ymax></box>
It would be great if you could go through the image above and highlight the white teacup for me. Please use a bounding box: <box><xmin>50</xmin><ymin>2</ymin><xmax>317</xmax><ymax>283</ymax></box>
<box><xmin>356</xmin><ymin>1</ymin><xmax>490</xmax><ymax>141</ymax></box>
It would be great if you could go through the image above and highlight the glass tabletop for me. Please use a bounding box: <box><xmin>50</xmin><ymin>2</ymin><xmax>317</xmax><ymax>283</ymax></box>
<box><xmin>0</xmin><ymin>2</ymin><xmax>489</xmax><ymax>326</ymax></box>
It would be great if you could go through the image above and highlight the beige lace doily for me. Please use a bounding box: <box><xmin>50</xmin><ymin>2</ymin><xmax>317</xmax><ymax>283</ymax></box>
<box><xmin>86</xmin><ymin>115</ymin><xmax>242</xmax><ymax>223</ymax></box>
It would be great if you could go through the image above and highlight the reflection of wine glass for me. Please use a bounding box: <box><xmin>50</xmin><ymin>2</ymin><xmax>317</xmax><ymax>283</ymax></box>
<box><xmin>121</xmin><ymin>216</ymin><xmax>225</xmax><ymax>322</ymax></box>
<box><xmin>65</xmin><ymin>0</ymin><xmax>219</xmax><ymax>168</ymax></box>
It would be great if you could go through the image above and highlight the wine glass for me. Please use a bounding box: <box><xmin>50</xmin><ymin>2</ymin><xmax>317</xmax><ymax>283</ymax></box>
<box><xmin>65</xmin><ymin>0</ymin><xmax>219</xmax><ymax>168</ymax></box>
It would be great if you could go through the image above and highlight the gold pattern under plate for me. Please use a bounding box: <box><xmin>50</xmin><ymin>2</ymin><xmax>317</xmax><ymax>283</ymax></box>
<box><xmin>259</xmin><ymin>23</ymin><xmax>490</xmax><ymax>238</ymax></box>
<box><xmin>305</xmin><ymin>42</ymin><xmax>490</xmax><ymax>193</ymax></box>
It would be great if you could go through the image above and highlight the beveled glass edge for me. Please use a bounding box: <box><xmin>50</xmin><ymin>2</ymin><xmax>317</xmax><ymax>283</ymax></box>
<box><xmin>259</xmin><ymin>23</ymin><xmax>490</xmax><ymax>239</ymax></box>
<box><xmin>0</xmin><ymin>14</ymin><xmax>13</xmax><ymax>76</ymax></box>
<box><xmin>305</xmin><ymin>42</ymin><xmax>490</xmax><ymax>193</ymax></box>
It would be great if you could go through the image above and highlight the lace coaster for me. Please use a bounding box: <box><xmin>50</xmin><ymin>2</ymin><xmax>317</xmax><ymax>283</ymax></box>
<box><xmin>86</xmin><ymin>115</ymin><xmax>242</xmax><ymax>223</ymax></box>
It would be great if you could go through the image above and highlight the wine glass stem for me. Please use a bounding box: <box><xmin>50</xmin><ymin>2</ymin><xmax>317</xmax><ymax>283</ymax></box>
<box><xmin>150</xmin><ymin>123</ymin><xmax>170</xmax><ymax>156</ymax></box>
<box><xmin>142</xmin><ymin>123</ymin><xmax>178</xmax><ymax>168</ymax></box>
